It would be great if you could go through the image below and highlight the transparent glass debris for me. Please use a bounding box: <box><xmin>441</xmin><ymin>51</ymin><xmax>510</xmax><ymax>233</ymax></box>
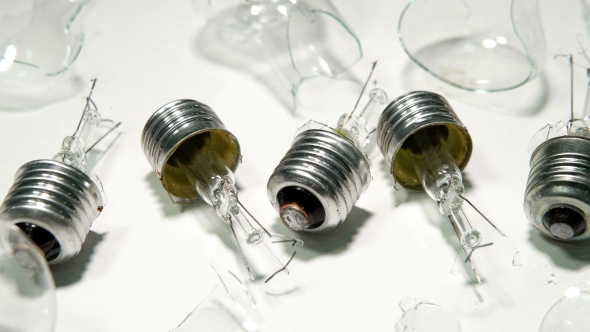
<box><xmin>0</xmin><ymin>222</ymin><xmax>56</xmax><ymax>332</ymax></box>
<box><xmin>172</xmin><ymin>265</ymin><xmax>267</xmax><ymax>332</ymax></box>
<box><xmin>197</xmin><ymin>0</ymin><xmax>362</xmax><ymax>110</ymax></box>
<box><xmin>0</xmin><ymin>0</ymin><xmax>90</xmax><ymax>109</ymax></box>
<box><xmin>398</xmin><ymin>0</ymin><xmax>546</xmax><ymax>92</ymax></box>
<box><xmin>512</xmin><ymin>251</ymin><xmax>523</xmax><ymax>267</ymax></box>
<box><xmin>395</xmin><ymin>297</ymin><xmax>461</xmax><ymax>332</ymax></box>
<box><xmin>539</xmin><ymin>281</ymin><xmax>590</xmax><ymax>332</ymax></box>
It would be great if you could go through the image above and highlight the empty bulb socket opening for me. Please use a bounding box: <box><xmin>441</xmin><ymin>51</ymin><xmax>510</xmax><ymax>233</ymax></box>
<box><xmin>542</xmin><ymin>207</ymin><xmax>586</xmax><ymax>240</ymax></box>
<box><xmin>392</xmin><ymin>124</ymin><xmax>470</xmax><ymax>190</ymax></box>
<box><xmin>162</xmin><ymin>130</ymin><xmax>240</xmax><ymax>200</ymax></box>
<box><xmin>400</xmin><ymin>125</ymin><xmax>450</xmax><ymax>156</ymax></box>
<box><xmin>16</xmin><ymin>222</ymin><xmax>61</xmax><ymax>262</ymax></box>
<box><xmin>277</xmin><ymin>186</ymin><xmax>326</xmax><ymax>230</ymax></box>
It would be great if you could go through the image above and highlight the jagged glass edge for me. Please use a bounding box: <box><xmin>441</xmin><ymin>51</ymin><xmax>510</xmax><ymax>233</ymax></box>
<box><xmin>286</xmin><ymin>7</ymin><xmax>363</xmax><ymax>104</ymax></box>
<box><xmin>0</xmin><ymin>0</ymin><xmax>89</xmax><ymax>77</ymax></box>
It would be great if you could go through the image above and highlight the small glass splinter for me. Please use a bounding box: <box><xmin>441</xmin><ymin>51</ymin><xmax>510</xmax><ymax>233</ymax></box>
<box><xmin>142</xmin><ymin>100</ymin><xmax>302</xmax><ymax>282</ymax></box>
<box><xmin>377</xmin><ymin>91</ymin><xmax>504</xmax><ymax>282</ymax></box>
<box><xmin>267</xmin><ymin>61</ymin><xmax>388</xmax><ymax>233</ymax></box>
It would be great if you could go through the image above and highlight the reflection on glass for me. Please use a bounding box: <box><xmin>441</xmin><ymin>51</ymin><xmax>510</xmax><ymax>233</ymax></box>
<box><xmin>197</xmin><ymin>0</ymin><xmax>362</xmax><ymax>110</ymax></box>
<box><xmin>0</xmin><ymin>222</ymin><xmax>56</xmax><ymax>332</ymax></box>
<box><xmin>398</xmin><ymin>0</ymin><xmax>546</xmax><ymax>92</ymax></box>
<box><xmin>0</xmin><ymin>0</ymin><xmax>89</xmax><ymax>109</ymax></box>
<box><xmin>539</xmin><ymin>281</ymin><xmax>590</xmax><ymax>332</ymax></box>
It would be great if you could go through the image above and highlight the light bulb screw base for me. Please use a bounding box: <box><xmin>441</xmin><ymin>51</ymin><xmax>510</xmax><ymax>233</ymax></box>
<box><xmin>0</xmin><ymin>160</ymin><xmax>103</xmax><ymax>264</ymax></box>
<box><xmin>525</xmin><ymin>136</ymin><xmax>590</xmax><ymax>240</ymax></box>
<box><xmin>268</xmin><ymin>127</ymin><xmax>371</xmax><ymax>233</ymax></box>
<box><xmin>377</xmin><ymin>91</ymin><xmax>473</xmax><ymax>190</ymax></box>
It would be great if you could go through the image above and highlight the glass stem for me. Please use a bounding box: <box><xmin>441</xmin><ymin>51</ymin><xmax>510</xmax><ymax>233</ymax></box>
<box><xmin>411</xmin><ymin>128</ymin><xmax>482</xmax><ymax>248</ymax></box>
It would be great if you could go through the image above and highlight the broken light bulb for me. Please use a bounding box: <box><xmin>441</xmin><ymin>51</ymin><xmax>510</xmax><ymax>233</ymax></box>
<box><xmin>267</xmin><ymin>62</ymin><xmax>387</xmax><ymax>232</ymax></box>
<box><xmin>377</xmin><ymin>91</ymin><xmax>504</xmax><ymax>281</ymax></box>
<box><xmin>525</xmin><ymin>54</ymin><xmax>590</xmax><ymax>241</ymax></box>
<box><xmin>0</xmin><ymin>79</ymin><xmax>120</xmax><ymax>264</ymax></box>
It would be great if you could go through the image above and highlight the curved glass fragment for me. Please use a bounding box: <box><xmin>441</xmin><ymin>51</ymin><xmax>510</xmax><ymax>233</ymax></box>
<box><xmin>395</xmin><ymin>297</ymin><xmax>461</xmax><ymax>332</ymax></box>
<box><xmin>172</xmin><ymin>264</ymin><xmax>267</xmax><ymax>332</ymax></box>
<box><xmin>0</xmin><ymin>0</ymin><xmax>89</xmax><ymax>109</ymax></box>
<box><xmin>399</xmin><ymin>0</ymin><xmax>546</xmax><ymax>92</ymax></box>
<box><xmin>539</xmin><ymin>281</ymin><xmax>590</xmax><ymax>332</ymax></box>
<box><xmin>197</xmin><ymin>0</ymin><xmax>362</xmax><ymax>110</ymax></box>
<box><xmin>0</xmin><ymin>222</ymin><xmax>56</xmax><ymax>332</ymax></box>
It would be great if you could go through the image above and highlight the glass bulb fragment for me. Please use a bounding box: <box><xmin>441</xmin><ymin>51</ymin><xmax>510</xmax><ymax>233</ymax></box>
<box><xmin>0</xmin><ymin>0</ymin><xmax>90</xmax><ymax>109</ymax></box>
<box><xmin>395</xmin><ymin>297</ymin><xmax>461</xmax><ymax>332</ymax></box>
<box><xmin>198</xmin><ymin>0</ymin><xmax>362</xmax><ymax>109</ymax></box>
<box><xmin>172</xmin><ymin>264</ymin><xmax>267</xmax><ymax>332</ymax></box>
<box><xmin>398</xmin><ymin>0</ymin><xmax>545</xmax><ymax>92</ymax></box>
<box><xmin>539</xmin><ymin>281</ymin><xmax>590</xmax><ymax>332</ymax></box>
<box><xmin>0</xmin><ymin>222</ymin><xmax>56</xmax><ymax>332</ymax></box>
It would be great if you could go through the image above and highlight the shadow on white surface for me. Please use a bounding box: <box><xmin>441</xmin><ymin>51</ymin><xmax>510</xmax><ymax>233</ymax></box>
<box><xmin>50</xmin><ymin>231</ymin><xmax>104</xmax><ymax>287</ymax></box>
<box><xmin>269</xmin><ymin>205</ymin><xmax>372</xmax><ymax>261</ymax></box>
<box><xmin>144</xmin><ymin>172</ymin><xmax>184</xmax><ymax>217</ymax></box>
<box><xmin>528</xmin><ymin>228</ymin><xmax>590</xmax><ymax>270</ymax></box>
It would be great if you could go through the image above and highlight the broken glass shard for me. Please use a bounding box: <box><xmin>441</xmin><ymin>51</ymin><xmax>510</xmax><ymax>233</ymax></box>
<box><xmin>395</xmin><ymin>297</ymin><xmax>461</xmax><ymax>332</ymax></box>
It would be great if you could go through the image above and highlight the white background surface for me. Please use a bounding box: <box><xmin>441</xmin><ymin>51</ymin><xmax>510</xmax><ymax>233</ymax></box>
<box><xmin>1</xmin><ymin>0</ymin><xmax>590</xmax><ymax>331</ymax></box>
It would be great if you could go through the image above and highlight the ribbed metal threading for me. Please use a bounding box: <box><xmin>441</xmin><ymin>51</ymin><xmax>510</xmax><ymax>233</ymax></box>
<box><xmin>142</xmin><ymin>99</ymin><xmax>229</xmax><ymax>173</ymax></box>
<box><xmin>524</xmin><ymin>136</ymin><xmax>590</xmax><ymax>241</ymax></box>
<box><xmin>141</xmin><ymin>99</ymin><xmax>240</xmax><ymax>202</ymax></box>
<box><xmin>377</xmin><ymin>91</ymin><xmax>472</xmax><ymax>190</ymax></box>
<box><xmin>0</xmin><ymin>160</ymin><xmax>103</xmax><ymax>264</ymax></box>
<box><xmin>267</xmin><ymin>128</ymin><xmax>371</xmax><ymax>233</ymax></box>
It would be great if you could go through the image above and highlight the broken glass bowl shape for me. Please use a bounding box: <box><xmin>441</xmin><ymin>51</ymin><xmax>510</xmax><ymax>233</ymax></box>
<box><xmin>0</xmin><ymin>222</ymin><xmax>56</xmax><ymax>332</ymax></box>
<box><xmin>398</xmin><ymin>0</ymin><xmax>546</xmax><ymax>92</ymax></box>
<box><xmin>0</xmin><ymin>0</ymin><xmax>89</xmax><ymax>109</ymax></box>
<box><xmin>197</xmin><ymin>0</ymin><xmax>362</xmax><ymax>110</ymax></box>
<box><xmin>539</xmin><ymin>281</ymin><xmax>590</xmax><ymax>332</ymax></box>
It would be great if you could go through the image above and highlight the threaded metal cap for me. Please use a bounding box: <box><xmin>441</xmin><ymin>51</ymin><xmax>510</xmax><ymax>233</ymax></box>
<box><xmin>524</xmin><ymin>136</ymin><xmax>590</xmax><ymax>241</ymax></box>
<box><xmin>0</xmin><ymin>160</ymin><xmax>103</xmax><ymax>264</ymax></box>
<box><xmin>377</xmin><ymin>91</ymin><xmax>472</xmax><ymax>190</ymax></box>
<box><xmin>267</xmin><ymin>126</ymin><xmax>371</xmax><ymax>233</ymax></box>
<box><xmin>141</xmin><ymin>99</ymin><xmax>241</xmax><ymax>203</ymax></box>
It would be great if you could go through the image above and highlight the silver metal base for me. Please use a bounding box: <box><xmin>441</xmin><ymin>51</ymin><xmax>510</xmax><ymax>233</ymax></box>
<box><xmin>141</xmin><ymin>99</ymin><xmax>241</xmax><ymax>203</ymax></box>
<box><xmin>267</xmin><ymin>128</ymin><xmax>371</xmax><ymax>233</ymax></box>
<box><xmin>525</xmin><ymin>136</ymin><xmax>590</xmax><ymax>241</ymax></box>
<box><xmin>377</xmin><ymin>91</ymin><xmax>472</xmax><ymax>190</ymax></box>
<box><xmin>0</xmin><ymin>160</ymin><xmax>103</xmax><ymax>264</ymax></box>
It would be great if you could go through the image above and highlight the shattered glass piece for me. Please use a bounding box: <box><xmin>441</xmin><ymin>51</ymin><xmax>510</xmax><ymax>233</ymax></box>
<box><xmin>395</xmin><ymin>297</ymin><xmax>461</xmax><ymax>332</ymax></box>
<box><xmin>0</xmin><ymin>223</ymin><xmax>56</xmax><ymax>332</ymax></box>
<box><xmin>539</xmin><ymin>281</ymin><xmax>590</xmax><ymax>332</ymax></box>
<box><xmin>0</xmin><ymin>0</ymin><xmax>90</xmax><ymax>109</ymax></box>
<box><xmin>197</xmin><ymin>0</ymin><xmax>363</xmax><ymax>111</ymax></box>
<box><xmin>398</xmin><ymin>0</ymin><xmax>545</xmax><ymax>92</ymax></box>
<box><xmin>512</xmin><ymin>251</ymin><xmax>523</xmax><ymax>267</ymax></box>
<box><xmin>172</xmin><ymin>264</ymin><xmax>267</xmax><ymax>332</ymax></box>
